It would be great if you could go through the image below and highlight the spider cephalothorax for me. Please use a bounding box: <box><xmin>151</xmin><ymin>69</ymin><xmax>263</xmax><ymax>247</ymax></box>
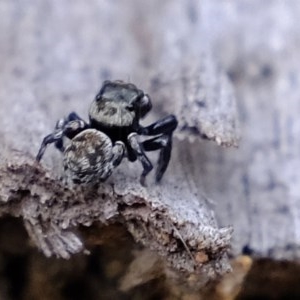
<box><xmin>36</xmin><ymin>80</ymin><xmax>178</xmax><ymax>185</ymax></box>
<box><xmin>89</xmin><ymin>80</ymin><xmax>152</xmax><ymax>128</ymax></box>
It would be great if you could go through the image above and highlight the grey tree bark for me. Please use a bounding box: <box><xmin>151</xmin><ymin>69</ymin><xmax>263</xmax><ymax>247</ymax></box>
<box><xmin>1</xmin><ymin>0</ymin><xmax>299</xmax><ymax>294</ymax></box>
<box><xmin>0</xmin><ymin>0</ymin><xmax>239</xmax><ymax>289</ymax></box>
<box><xmin>197</xmin><ymin>0</ymin><xmax>300</xmax><ymax>259</ymax></box>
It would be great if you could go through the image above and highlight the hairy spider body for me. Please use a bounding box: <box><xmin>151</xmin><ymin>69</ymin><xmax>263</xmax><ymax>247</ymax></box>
<box><xmin>36</xmin><ymin>80</ymin><xmax>178</xmax><ymax>185</ymax></box>
<box><xmin>63</xmin><ymin>129</ymin><xmax>125</xmax><ymax>184</ymax></box>
<box><xmin>88</xmin><ymin>81</ymin><xmax>150</xmax><ymax>159</ymax></box>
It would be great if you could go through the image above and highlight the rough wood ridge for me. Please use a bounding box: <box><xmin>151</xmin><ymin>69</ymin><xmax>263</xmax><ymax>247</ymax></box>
<box><xmin>0</xmin><ymin>152</ymin><xmax>232</xmax><ymax>285</ymax></box>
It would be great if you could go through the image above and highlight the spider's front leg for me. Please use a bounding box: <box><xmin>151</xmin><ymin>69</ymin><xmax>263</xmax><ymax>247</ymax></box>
<box><xmin>36</xmin><ymin>117</ymin><xmax>89</xmax><ymax>162</ymax></box>
<box><xmin>54</xmin><ymin>112</ymin><xmax>88</xmax><ymax>152</ymax></box>
<box><xmin>138</xmin><ymin>115</ymin><xmax>178</xmax><ymax>182</ymax></box>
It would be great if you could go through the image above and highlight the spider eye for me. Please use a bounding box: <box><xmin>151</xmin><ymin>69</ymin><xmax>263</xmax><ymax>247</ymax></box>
<box><xmin>137</xmin><ymin>94</ymin><xmax>152</xmax><ymax>118</ymax></box>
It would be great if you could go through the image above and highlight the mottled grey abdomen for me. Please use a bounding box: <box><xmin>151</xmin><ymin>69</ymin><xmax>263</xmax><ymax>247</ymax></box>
<box><xmin>63</xmin><ymin>129</ymin><xmax>114</xmax><ymax>183</ymax></box>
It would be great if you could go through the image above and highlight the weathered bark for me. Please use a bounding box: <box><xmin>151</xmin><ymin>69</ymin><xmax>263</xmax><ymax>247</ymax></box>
<box><xmin>2</xmin><ymin>0</ymin><xmax>300</xmax><ymax>298</ymax></box>
<box><xmin>193</xmin><ymin>0</ymin><xmax>300</xmax><ymax>259</ymax></box>
<box><xmin>0</xmin><ymin>0</ymin><xmax>238</xmax><ymax>290</ymax></box>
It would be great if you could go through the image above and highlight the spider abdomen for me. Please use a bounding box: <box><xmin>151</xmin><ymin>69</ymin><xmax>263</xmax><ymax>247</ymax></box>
<box><xmin>63</xmin><ymin>129</ymin><xmax>114</xmax><ymax>183</ymax></box>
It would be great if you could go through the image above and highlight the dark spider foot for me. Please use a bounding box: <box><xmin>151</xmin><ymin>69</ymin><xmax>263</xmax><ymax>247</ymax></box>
<box><xmin>140</xmin><ymin>175</ymin><xmax>147</xmax><ymax>187</ymax></box>
<box><xmin>155</xmin><ymin>142</ymin><xmax>172</xmax><ymax>183</ymax></box>
<box><xmin>36</xmin><ymin>132</ymin><xmax>62</xmax><ymax>162</ymax></box>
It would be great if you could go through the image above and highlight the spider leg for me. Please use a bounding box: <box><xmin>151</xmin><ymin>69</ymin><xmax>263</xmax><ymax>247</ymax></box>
<box><xmin>137</xmin><ymin>115</ymin><xmax>177</xmax><ymax>182</ymax></box>
<box><xmin>138</xmin><ymin>114</ymin><xmax>178</xmax><ymax>136</ymax></box>
<box><xmin>55</xmin><ymin>112</ymin><xmax>88</xmax><ymax>152</ymax></box>
<box><xmin>111</xmin><ymin>141</ymin><xmax>126</xmax><ymax>167</ymax></box>
<box><xmin>128</xmin><ymin>133</ymin><xmax>153</xmax><ymax>186</ymax></box>
<box><xmin>36</xmin><ymin>119</ymin><xmax>88</xmax><ymax>162</ymax></box>
<box><xmin>142</xmin><ymin>134</ymin><xmax>173</xmax><ymax>182</ymax></box>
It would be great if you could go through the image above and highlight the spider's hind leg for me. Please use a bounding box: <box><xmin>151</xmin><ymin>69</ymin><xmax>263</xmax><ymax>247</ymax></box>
<box><xmin>142</xmin><ymin>134</ymin><xmax>173</xmax><ymax>182</ymax></box>
<box><xmin>128</xmin><ymin>133</ymin><xmax>153</xmax><ymax>186</ymax></box>
<box><xmin>138</xmin><ymin>114</ymin><xmax>178</xmax><ymax>136</ymax></box>
<box><xmin>139</xmin><ymin>114</ymin><xmax>178</xmax><ymax>182</ymax></box>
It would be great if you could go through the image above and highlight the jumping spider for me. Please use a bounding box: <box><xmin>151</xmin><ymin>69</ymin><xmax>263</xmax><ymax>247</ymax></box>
<box><xmin>36</xmin><ymin>80</ymin><xmax>178</xmax><ymax>185</ymax></box>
